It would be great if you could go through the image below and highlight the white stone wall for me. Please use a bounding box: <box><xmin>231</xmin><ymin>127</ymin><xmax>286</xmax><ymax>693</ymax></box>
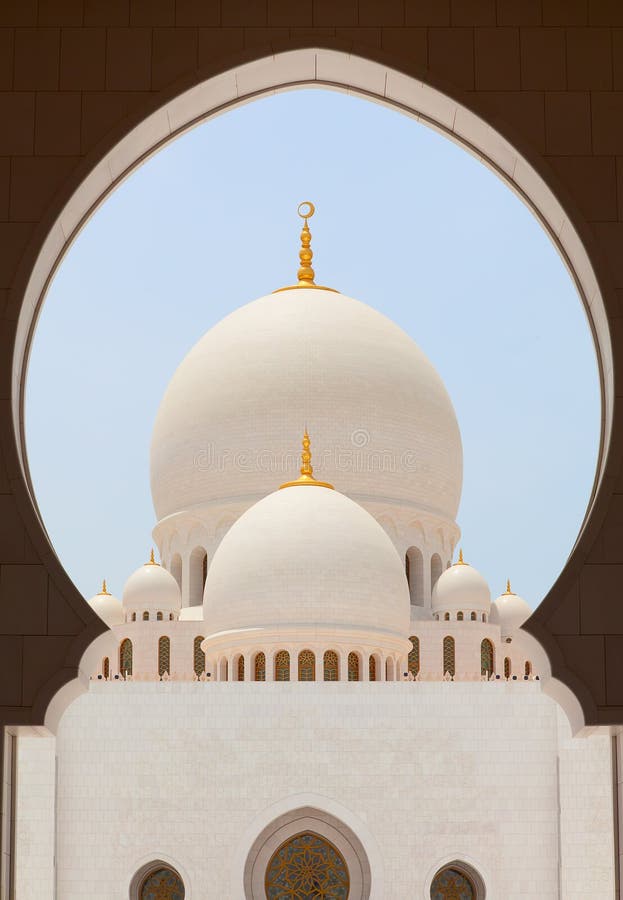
<box><xmin>47</xmin><ymin>680</ymin><xmax>613</xmax><ymax>899</ymax></box>
<box><xmin>13</xmin><ymin>734</ymin><xmax>56</xmax><ymax>900</ymax></box>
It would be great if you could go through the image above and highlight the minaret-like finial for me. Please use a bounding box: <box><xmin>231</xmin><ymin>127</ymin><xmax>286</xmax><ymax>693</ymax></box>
<box><xmin>99</xmin><ymin>578</ymin><xmax>110</xmax><ymax>595</ymax></box>
<box><xmin>504</xmin><ymin>579</ymin><xmax>513</xmax><ymax>595</ymax></box>
<box><xmin>279</xmin><ymin>430</ymin><xmax>334</xmax><ymax>490</ymax></box>
<box><xmin>455</xmin><ymin>548</ymin><xmax>466</xmax><ymax>565</ymax></box>
<box><xmin>147</xmin><ymin>547</ymin><xmax>159</xmax><ymax>566</ymax></box>
<box><xmin>273</xmin><ymin>203</ymin><xmax>338</xmax><ymax>294</ymax></box>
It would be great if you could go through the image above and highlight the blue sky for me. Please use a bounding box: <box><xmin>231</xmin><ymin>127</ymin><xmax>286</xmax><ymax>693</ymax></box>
<box><xmin>25</xmin><ymin>88</ymin><xmax>600</xmax><ymax>607</ymax></box>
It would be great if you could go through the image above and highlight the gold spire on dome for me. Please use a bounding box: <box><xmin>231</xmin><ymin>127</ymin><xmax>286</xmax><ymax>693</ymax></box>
<box><xmin>503</xmin><ymin>579</ymin><xmax>514</xmax><ymax>595</ymax></box>
<box><xmin>98</xmin><ymin>579</ymin><xmax>110</xmax><ymax>595</ymax></box>
<box><xmin>455</xmin><ymin>548</ymin><xmax>466</xmax><ymax>565</ymax></box>
<box><xmin>273</xmin><ymin>202</ymin><xmax>338</xmax><ymax>294</ymax></box>
<box><xmin>279</xmin><ymin>430</ymin><xmax>334</xmax><ymax>490</ymax></box>
<box><xmin>147</xmin><ymin>548</ymin><xmax>160</xmax><ymax>566</ymax></box>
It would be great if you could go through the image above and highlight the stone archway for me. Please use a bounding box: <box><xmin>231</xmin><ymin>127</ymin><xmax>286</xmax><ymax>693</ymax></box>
<box><xmin>1</xmin><ymin>32</ymin><xmax>622</xmax><ymax>749</ymax></box>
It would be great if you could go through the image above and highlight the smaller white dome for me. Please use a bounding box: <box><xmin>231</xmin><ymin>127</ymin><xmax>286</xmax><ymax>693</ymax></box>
<box><xmin>432</xmin><ymin>554</ymin><xmax>491</xmax><ymax>614</ymax></box>
<box><xmin>492</xmin><ymin>582</ymin><xmax>531</xmax><ymax>634</ymax></box>
<box><xmin>122</xmin><ymin>551</ymin><xmax>181</xmax><ymax>613</ymax></box>
<box><xmin>88</xmin><ymin>580</ymin><xmax>124</xmax><ymax>627</ymax></box>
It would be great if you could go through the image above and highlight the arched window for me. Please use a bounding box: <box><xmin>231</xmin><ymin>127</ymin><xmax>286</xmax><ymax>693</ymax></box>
<box><xmin>443</xmin><ymin>636</ymin><xmax>455</xmax><ymax>677</ymax></box>
<box><xmin>481</xmin><ymin>638</ymin><xmax>494</xmax><ymax>677</ymax></box>
<box><xmin>368</xmin><ymin>655</ymin><xmax>377</xmax><ymax>681</ymax></box>
<box><xmin>406</xmin><ymin>546</ymin><xmax>425</xmax><ymax>606</ymax></box>
<box><xmin>158</xmin><ymin>636</ymin><xmax>170</xmax><ymax>677</ymax></box>
<box><xmin>142</xmin><ymin>610</ymin><xmax>149</xmax><ymax>621</ymax></box>
<box><xmin>157</xmin><ymin>611</ymin><xmax>163</xmax><ymax>621</ymax></box>
<box><xmin>275</xmin><ymin>650</ymin><xmax>290</xmax><ymax>681</ymax></box>
<box><xmin>348</xmin><ymin>652</ymin><xmax>360</xmax><ymax>682</ymax></box>
<box><xmin>237</xmin><ymin>654</ymin><xmax>245</xmax><ymax>682</ymax></box>
<box><xmin>525</xmin><ymin>660</ymin><xmax>532</xmax><ymax>677</ymax></box>
<box><xmin>444</xmin><ymin>612</ymin><xmax>450</xmax><ymax>621</ymax></box>
<box><xmin>193</xmin><ymin>636</ymin><xmax>205</xmax><ymax>676</ymax></box>
<box><xmin>138</xmin><ymin>864</ymin><xmax>185</xmax><ymax>899</ymax></box>
<box><xmin>170</xmin><ymin>552</ymin><xmax>182</xmax><ymax>591</ymax></box>
<box><xmin>188</xmin><ymin>545</ymin><xmax>207</xmax><ymax>607</ymax></box>
<box><xmin>470</xmin><ymin>611</ymin><xmax>476</xmax><ymax>621</ymax></box>
<box><xmin>102</xmin><ymin>657</ymin><xmax>109</xmax><ymax>679</ymax></box>
<box><xmin>504</xmin><ymin>656</ymin><xmax>511</xmax><ymax>679</ymax></box>
<box><xmin>131</xmin><ymin>612</ymin><xmax>136</xmax><ymax>621</ymax></box>
<box><xmin>202</xmin><ymin>552</ymin><xmax>207</xmax><ymax>586</ymax></box>
<box><xmin>119</xmin><ymin>638</ymin><xmax>132</xmax><ymax>676</ymax></box>
<box><xmin>482</xmin><ymin>613</ymin><xmax>486</xmax><ymax>622</ymax></box>
<box><xmin>254</xmin><ymin>652</ymin><xmax>266</xmax><ymax>682</ymax></box>
<box><xmin>298</xmin><ymin>650</ymin><xmax>315</xmax><ymax>681</ymax></box>
<box><xmin>430</xmin><ymin>865</ymin><xmax>476</xmax><ymax>899</ymax></box>
<box><xmin>408</xmin><ymin>636</ymin><xmax>420</xmax><ymax>676</ymax></box>
<box><xmin>457</xmin><ymin>611</ymin><xmax>464</xmax><ymax>621</ymax></box>
<box><xmin>431</xmin><ymin>552</ymin><xmax>443</xmax><ymax>590</ymax></box>
<box><xmin>323</xmin><ymin>650</ymin><xmax>339</xmax><ymax>681</ymax></box>
<box><xmin>169</xmin><ymin>612</ymin><xmax>174</xmax><ymax>620</ymax></box>
<box><xmin>265</xmin><ymin>832</ymin><xmax>349</xmax><ymax>898</ymax></box>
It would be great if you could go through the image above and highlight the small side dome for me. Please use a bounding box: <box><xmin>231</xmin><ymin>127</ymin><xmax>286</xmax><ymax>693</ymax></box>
<box><xmin>432</xmin><ymin>550</ymin><xmax>491</xmax><ymax>614</ymax></box>
<box><xmin>122</xmin><ymin>549</ymin><xmax>181</xmax><ymax>613</ymax></box>
<box><xmin>88</xmin><ymin>579</ymin><xmax>124</xmax><ymax>627</ymax></box>
<box><xmin>492</xmin><ymin>581</ymin><xmax>531</xmax><ymax>635</ymax></box>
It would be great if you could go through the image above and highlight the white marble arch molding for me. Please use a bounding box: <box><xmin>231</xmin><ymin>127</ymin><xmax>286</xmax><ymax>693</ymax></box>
<box><xmin>234</xmin><ymin>794</ymin><xmax>381</xmax><ymax>899</ymax></box>
<box><xmin>424</xmin><ymin>854</ymin><xmax>491</xmax><ymax>900</ymax></box>
<box><xmin>126</xmin><ymin>853</ymin><xmax>192</xmax><ymax>900</ymax></box>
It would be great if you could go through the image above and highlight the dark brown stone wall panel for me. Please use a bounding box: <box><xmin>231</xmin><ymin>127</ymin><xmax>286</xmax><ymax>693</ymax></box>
<box><xmin>60</xmin><ymin>26</ymin><xmax>107</xmax><ymax>90</ymax></box>
<box><xmin>547</xmin><ymin>155</ymin><xmax>617</xmax><ymax>221</ymax></box>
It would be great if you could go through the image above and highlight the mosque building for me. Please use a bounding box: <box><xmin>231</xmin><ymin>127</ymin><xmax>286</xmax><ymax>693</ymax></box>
<box><xmin>14</xmin><ymin>204</ymin><xmax>616</xmax><ymax>899</ymax></box>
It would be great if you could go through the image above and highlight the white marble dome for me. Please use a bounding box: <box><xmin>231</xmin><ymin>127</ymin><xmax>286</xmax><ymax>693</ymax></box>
<box><xmin>150</xmin><ymin>288</ymin><xmax>462</xmax><ymax>522</ymax></box>
<box><xmin>432</xmin><ymin>557</ymin><xmax>491</xmax><ymax>614</ymax></box>
<box><xmin>122</xmin><ymin>553</ymin><xmax>181</xmax><ymax>614</ymax></box>
<box><xmin>492</xmin><ymin>584</ymin><xmax>531</xmax><ymax>634</ymax></box>
<box><xmin>203</xmin><ymin>483</ymin><xmax>410</xmax><ymax>643</ymax></box>
<box><xmin>88</xmin><ymin>581</ymin><xmax>124</xmax><ymax>626</ymax></box>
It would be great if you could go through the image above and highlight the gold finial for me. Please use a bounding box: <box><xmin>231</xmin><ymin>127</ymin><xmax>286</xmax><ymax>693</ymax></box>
<box><xmin>147</xmin><ymin>548</ymin><xmax>159</xmax><ymax>566</ymax></box>
<box><xmin>279</xmin><ymin>429</ymin><xmax>334</xmax><ymax>490</ymax></box>
<box><xmin>99</xmin><ymin>579</ymin><xmax>110</xmax><ymax>595</ymax></box>
<box><xmin>273</xmin><ymin>202</ymin><xmax>338</xmax><ymax>294</ymax></box>
<box><xmin>504</xmin><ymin>579</ymin><xmax>514</xmax><ymax>595</ymax></box>
<box><xmin>455</xmin><ymin>548</ymin><xmax>466</xmax><ymax>565</ymax></box>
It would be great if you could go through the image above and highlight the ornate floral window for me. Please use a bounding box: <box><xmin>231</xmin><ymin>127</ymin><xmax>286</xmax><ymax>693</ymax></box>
<box><xmin>254</xmin><ymin>652</ymin><xmax>266</xmax><ymax>682</ymax></box>
<box><xmin>525</xmin><ymin>660</ymin><xmax>532</xmax><ymax>677</ymax></box>
<box><xmin>457</xmin><ymin>611</ymin><xmax>464</xmax><ymax>621</ymax></box>
<box><xmin>504</xmin><ymin>657</ymin><xmax>511</xmax><ymax>679</ymax></box>
<box><xmin>443</xmin><ymin>636</ymin><xmax>455</xmax><ymax>677</ymax></box>
<box><xmin>368</xmin><ymin>655</ymin><xmax>377</xmax><ymax>681</ymax></box>
<box><xmin>237</xmin><ymin>655</ymin><xmax>245</xmax><ymax>681</ymax></box>
<box><xmin>408</xmin><ymin>636</ymin><xmax>420</xmax><ymax>676</ymax></box>
<box><xmin>119</xmin><ymin>638</ymin><xmax>132</xmax><ymax>676</ymax></box>
<box><xmin>102</xmin><ymin>657</ymin><xmax>110</xmax><ymax>679</ymax></box>
<box><xmin>323</xmin><ymin>650</ymin><xmax>339</xmax><ymax>681</ymax></box>
<box><xmin>430</xmin><ymin>866</ymin><xmax>475</xmax><ymax>899</ymax></box>
<box><xmin>139</xmin><ymin>865</ymin><xmax>185</xmax><ymax>899</ymax></box>
<box><xmin>481</xmin><ymin>638</ymin><xmax>494</xmax><ymax>677</ymax></box>
<box><xmin>158</xmin><ymin>636</ymin><xmax>170</xmax><ymax>677</ymax></box>
<box><xmin>275</xmin><ymin>650</ymin><xmax>290</xmax><ymax>681</ymax></box>
<box><xmin>193</xmin><ymin>636</ymin><xmax>205</xmax><ymax>676</ymax></box>
<box><xmin>142</xmin><ymin>611</ymin><xmax>149</xmax><ymax>621</ymax></box>
<box><xmin>470</xmin><ymin>611</ymin><xmax>476</xmax><ymax>621</ymax></box>
<box><xmin>347</xmin><ymin>652</ymin><xmax>360</xmax><ymax>682</ymax></box>
<box><xmin>157</xmin><ymin>611</ymin><xmax>163</xmax><ymax>621</ymax></box>
<box><xmin>298</xmin><ymin>650</ymin><xmax>315</xmax><ymax>681</ymax></box>
<box><xmin>265</xmin><ymin>832</ymin><xmax>349</xmax><ymax>899</ymax></box>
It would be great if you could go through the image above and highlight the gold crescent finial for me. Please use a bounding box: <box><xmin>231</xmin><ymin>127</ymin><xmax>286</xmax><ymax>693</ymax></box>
<box><xmin>455</xmin><ymin>548</ymin><xmax>466</xmax><ymax>565</ymax></box>
<box><xmin>99</xmin><ymin>578</ymin><xmax>109</xmax><ymax>595</ymax></box>
<box><xmin>147</xmin><ymin>548</ymin><xmax>159</xmax><ymax>566</ymax></box>
<box><xmin>504</xmin><ymin>579</ymin><xmax>513</xmax><ymax>594</ymax></box>
<box><xmin>273</xmin><ymin>202</ymin><xmax>338</xmax><ymax>294</ymax></box>
<box><xmin>280</xmin><ymin>429</ymin><xmax>334</xmax><ymax>490</ymax></box>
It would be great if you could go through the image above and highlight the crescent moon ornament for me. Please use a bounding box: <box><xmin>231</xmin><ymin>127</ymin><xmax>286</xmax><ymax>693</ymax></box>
<box><xmin>297</xmin><ymin>201</ymin><xmax>315</xmax><ymax>220</ymax></box>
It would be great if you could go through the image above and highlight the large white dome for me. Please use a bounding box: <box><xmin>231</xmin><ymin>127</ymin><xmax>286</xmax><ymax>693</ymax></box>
<box><xmin>150</xmin><ymin>288</ymin><xmax>462</xmax><ymax>523</ymax></box>
<box><xmin>203</xmin><ymin>484</ymin><xmax>410</xmax><ymax>644</ymax></box>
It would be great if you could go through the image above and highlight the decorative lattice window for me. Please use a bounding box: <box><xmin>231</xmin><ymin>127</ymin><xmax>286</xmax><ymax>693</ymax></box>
<box><xmin>265</xmin><ymin>832</ymin><xmax>349</xmax><ymax>898</ymax></box>
<box><xmin>158</xmin><ymin>636</ymin><xmax>170</xmax><ymax>677</ymax></box>
<box><xmin>323</xmin><ymin>650</ymin><xmax>339</xmax><ymax>681</ymax></box>
<box><xmin>254</xmin><ymin>652</ymin><xmax>266</xmax><ymax>682</ymax></box>
<box><xmin>119</xmin><ymin>638</ymin><xmax>132</xmax><ymax>676</ymax></box>
<box><xmin>102</xmin><ymin>657</ymin><xmax>109</xmax><ymax>679</ymax></box>
<box><xmin>457</xmin><ymin>611</ymin><xmax>464</xmax><ymax>621</ymax></box>
<box><xmin>347</xmin><ymin>652</ymin><xmax>359</xmax><ymax>682</ymax></box>
<box><xmin>298</xmin><ymin>650</ymin><xmax>315</xmax><ymax>681</ymax></box>
<box><xmin>275</xmin><ymin>650</ymin><xmax>290</xmax><ymax>681</ymax></box>
<box><xmin>142</xmin><ymin>611</ymin><xmax>149</xmax><ymax>621</ymax></box>
<box><xmin>443</xmin><ymin>636</ymin><xmax>455</xmax><ymax>677</ymax></box>
<box><xmin>237</xmin><ymin>655</ymin><xmax>245</xmax><ymax>681</ymax></box>
<box><xmin>430</xmin><ymin>866</ymin><xmax>475</xmax><ymax>899</ymax></box>
<box><xmin>504</xmin><ymin>657</ymin><xmax>511</xmax><ymax>679</ymax></box>
<box><xmin>408</xmin><ymin>636</ymin><xmax>420</xmax><ymax>676</ymax></box>
<box><xmin>139</xmin><ymin>866</ymin><xmax>185</xmax><ymax>900</ymax></box>
<box><xmin>157</xmin><ymin>611</ymin><xmax>163</xmax><ymax>621</ymax></box>
<box><xmin>470</xmin><ymin>612</ymin><xmax>476</xmax><ymax>621</ymax></box>
<box><xmin>481</xmin><ymin>638</ymin><xmax>494</xmax><ymax>677</ymax></box>
<box><xmin>193</xmin><ymin>635</ymin><xmax>205</xmax><ymax>676</ymax></box>
<box><xmin>368</xmin><ymin>655</ymin><xmax>377</xmax><ymax>681</ymax></box>
<box><xmin>525</xmin><ymin>660</ymin><xmax>532</xmax><ymax>677</ymax></box>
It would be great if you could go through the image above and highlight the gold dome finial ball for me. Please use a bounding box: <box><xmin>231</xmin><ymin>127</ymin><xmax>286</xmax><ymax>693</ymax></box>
<box><xmin>297</xmin><ymin>200</ymin><xmax>315</xmax><ymax>220</ymax></box>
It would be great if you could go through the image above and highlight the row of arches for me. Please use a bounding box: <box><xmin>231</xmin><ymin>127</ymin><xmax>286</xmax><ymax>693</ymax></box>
<box><xmin>436</xmin><ymin>611</ymin><xmax>488</xmax><ymax>622</ymax></box>
<box><xmin>113</xmin><ymin>638</ymin><xmax>532</xmax><ymax>682</ymax></box>
<box><xmin>129</xmin><ymin>611</ymin><xmax>176</xmax><ymax>622</ymax></box>
<box><xmin>405</xmin><ymin>547</ymin><xmax>445</xmax><ymax>606</ymax></box>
